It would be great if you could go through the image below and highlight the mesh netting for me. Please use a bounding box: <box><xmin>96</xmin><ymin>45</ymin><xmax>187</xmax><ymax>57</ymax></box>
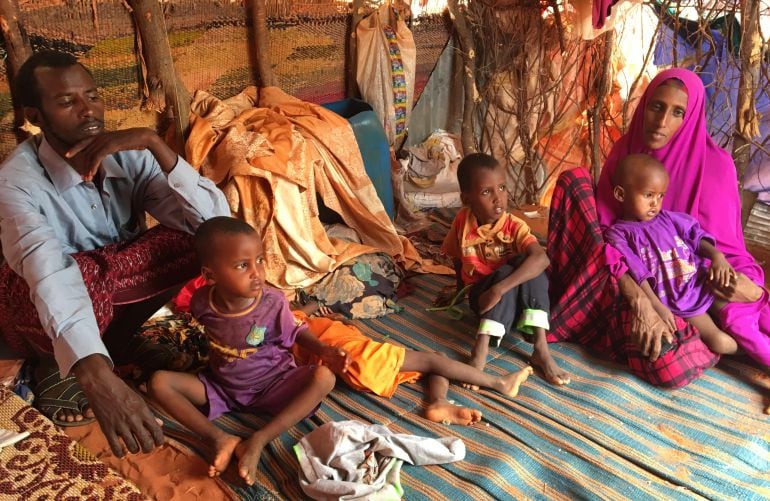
<box><xmin>0</xmin><ymin>0</ymin><xmax>450</xmax><ymax>159</ymax></box>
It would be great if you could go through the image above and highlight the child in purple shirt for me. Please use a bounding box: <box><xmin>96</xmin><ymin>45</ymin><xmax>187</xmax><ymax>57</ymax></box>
<box><xmin>148</xmin><ymin>217</ymin><xmax>350</xmax><ymax>486</ymax></box>
<box><xmin>605</xmin><ymin>153</ymin><xmax>738</xmax><ymax>355</ymax></box>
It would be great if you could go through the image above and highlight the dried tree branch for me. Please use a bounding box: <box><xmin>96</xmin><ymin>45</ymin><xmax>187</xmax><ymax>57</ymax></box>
<box><xmin>733</xmin><ymin>0</ymin><xmax>763</xmax><ymax>227</ymax></box>
<box><xmin>126</xmin><ymin>0</ymin><xmax>191</xmax><ymax>154</ymax></box>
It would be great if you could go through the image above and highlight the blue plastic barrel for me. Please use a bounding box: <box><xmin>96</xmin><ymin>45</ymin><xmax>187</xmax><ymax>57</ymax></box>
<box><xmin>321</xmin><ymin>99</ymin><xmax>395</xmax><ymax>219</ymax></box>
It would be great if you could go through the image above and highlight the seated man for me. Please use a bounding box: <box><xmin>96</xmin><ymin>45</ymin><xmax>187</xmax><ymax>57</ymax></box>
<box><xmin>0</xmin><ymin>50</ymin><xmax>229</xmax><ymax>457</ymax></box>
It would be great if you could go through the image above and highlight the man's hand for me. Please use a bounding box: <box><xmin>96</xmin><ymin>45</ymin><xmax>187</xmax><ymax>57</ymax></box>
<box><xmin>650</xmin><ymin>300</ymin><xmax>676</xmax><ymax>334</ymax></box>
<box><xmin>65</xmin><ymin>128</ymin><xmax>177</xmax><ymax>181</ymax></box>
<box><xmin>477</xmin><ymin>285</ymin><xmax>503</xmax><ymax>315</ymax></box>
<box><xmin>629</xmin><ymin>294</ymin><xmax>675</xmax><ymax>362</ymax></box>
<box><xmin>73</xmin><ymin>354</ymin><xmax>165</xmax><ymax>457</ymax></box>
<box><xmin>319</xmin><ymin>345</ymin><xmax>351</xmax><ymax>374</ymax></box>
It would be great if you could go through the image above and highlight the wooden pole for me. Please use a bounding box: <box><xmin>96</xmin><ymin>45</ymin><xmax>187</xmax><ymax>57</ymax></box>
<box><xmin>732</xmin><ymin>0</ymin><xmax>762</xmax><ymax>229</ymax></box>
<box><xmin>347</xmin><ymin>0</ymin><xmax>365</xmax><ymax>98</ymax></box>
<box><xmin>590</xmin><ymin>31</ymin><xmax>614</xmax><ymax>182</ymax></box>
<box><xmin>125</xmin><ymin>0</ymin><xmax>190</xmax><ymax>154</ymax></box>
<box><xmin>249</xmin><ymin>0</ymin><xmax>276</xmax><ymax>87</ymax></box>
<box><xmin>447</xmin><ymin>0</ymin><xmax>478</xmax><ymax>154</ymax></box>
<box><xmin>0</xmin><ymin>0</ymin><xmax>32</xmax><ymax>142</ymax></box>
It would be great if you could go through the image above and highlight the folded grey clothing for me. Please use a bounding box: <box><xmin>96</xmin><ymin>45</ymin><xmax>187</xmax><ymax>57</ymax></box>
<box><xmin>294</xmin><ymin>420</ymin><xmax>465</xmax><ymax>501</ymax></box>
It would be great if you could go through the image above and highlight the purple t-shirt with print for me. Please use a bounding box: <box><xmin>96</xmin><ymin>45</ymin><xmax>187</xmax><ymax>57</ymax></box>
<box><xmin>190</xmin><ymin>284</ymin><xmax>306</xmax><ymax>418</ymax></box>
<box><xmin>605</xmin><ymin>210</ymin><xmax>716</xmax><ymax>317</ymax></box>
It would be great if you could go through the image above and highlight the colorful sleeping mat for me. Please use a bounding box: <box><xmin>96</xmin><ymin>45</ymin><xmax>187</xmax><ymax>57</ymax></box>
<box><xmin>153</xmin><ymin>273</ymin><xmax>770</xmax><ymax>500</ymax></box>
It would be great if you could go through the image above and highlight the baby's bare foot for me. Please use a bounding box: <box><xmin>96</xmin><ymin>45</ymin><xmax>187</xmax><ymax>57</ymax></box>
<box><xmin>531</xmin><ymin>347</ymin><xmax>570</xmax><ymax>385</ymax></box>
<box><xmin>207</xmin><ymin>433</ymin><xmax>242</xmax><ymax>477</ymax></box>
<box><xmin>425</xmin><ymin>400</ymin><xmax>482</xmax><ymax>425</ymax></box>
<box><xmin>234</xmin><ymin>435</ymin><xmax>266</xmax><ymax>486</ymax></box>
<box><xmin>498</xmin><ymin>366</ymin><xmax>534</xmax><ymax>397</ymax></box>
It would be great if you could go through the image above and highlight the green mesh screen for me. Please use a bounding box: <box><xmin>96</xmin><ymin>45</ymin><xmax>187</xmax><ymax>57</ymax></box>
<box><xmin>0</xmin><ymin>0</ymin><xmax>450</xmax><ymax>160</ymax></box>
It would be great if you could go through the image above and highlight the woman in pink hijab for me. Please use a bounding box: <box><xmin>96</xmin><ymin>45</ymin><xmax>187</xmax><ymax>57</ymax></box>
<box><xmin>547</xmin><ymin>68</ymin><xmax>768</xmax><ymax>391</ymax></box>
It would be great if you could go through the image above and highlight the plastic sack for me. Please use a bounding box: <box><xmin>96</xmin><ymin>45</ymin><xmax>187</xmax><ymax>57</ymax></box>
<box><xmin>355</xmin><ymin>3</ymin><xmax>416</xmax><ymax>149</ymax></box>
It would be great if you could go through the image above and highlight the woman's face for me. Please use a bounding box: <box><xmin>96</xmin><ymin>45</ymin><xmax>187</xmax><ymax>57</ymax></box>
<box><xmin>642</xmin><ymin>82</ymin><xmax>689</xmax><ymax>150</ymax></box>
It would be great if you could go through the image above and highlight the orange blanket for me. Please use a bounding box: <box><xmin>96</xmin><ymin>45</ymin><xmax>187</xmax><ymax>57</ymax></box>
<box><xmin>186</xmin><ymin>86</ymin><xmax>450</xmax><ymax>289</ymax></box>
<box><xmin>292</xmin><ymin>312</ymin><xmax>420</xmax><ymax>398</ymax></box>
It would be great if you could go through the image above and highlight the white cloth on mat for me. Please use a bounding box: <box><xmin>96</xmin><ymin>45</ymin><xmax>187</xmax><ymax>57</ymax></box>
<box><xmin>294</xmin><ymin>420</ymin><xmax>465</xmax><ymax>501</ymax></box>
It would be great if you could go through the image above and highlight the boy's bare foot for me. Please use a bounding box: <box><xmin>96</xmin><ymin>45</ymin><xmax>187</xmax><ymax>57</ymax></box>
<box><xmin>496</xmin><ymin>366</ymin><xmax>534</xmax><ymax>397</ymax></box>
<box><xmin>425</xmin><ymin>399</ymin><xmax>482</xmax><ymax>425</ymax></box>
<box><xmin>234</xmin><ymin>434</ymin><xmax>267</xmax><ymax>486</ymax></box>
<box><xmin>530</xmin><ymin>347</ymin><xmax>570</xmax><ymax>385</ymax></box>
<box><xmin>207</xmin><ymin>433</ymin><xmax>242</xmax><ymax>477</ymax></box>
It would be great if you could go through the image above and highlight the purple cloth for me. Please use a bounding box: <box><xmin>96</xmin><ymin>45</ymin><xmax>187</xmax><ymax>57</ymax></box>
<box><xmin>597</xmin><ymin>68</ymin><xmax>770</xmax><ymax>367</ymax></box>
<box><xmin>597</xmin><ymin>68</ymin><xmax>762</xmax><ymax>283</ymax></box>
<box><xmin>592</xmin><ymin>0</ymin><xmax>617</xmax><ymax>28</ymax></box>
<box><xmin>190</xmin><ymin>284</ymin><xmax>312</xmax><ymax>419</ymax></box>
<box><xmin>605</xmin><ymin>210</ymin><xmax>715</xmax><ymax>318</ymax></box>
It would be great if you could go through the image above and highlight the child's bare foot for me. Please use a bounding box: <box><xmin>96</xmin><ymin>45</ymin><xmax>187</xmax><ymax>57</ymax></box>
<box><xmin>234</xmin><ymin>434</ymin><xmax>267</xmax><ymax>485</ymax></box>
<box><xmin>295</xmin><ymin>299</ymin><xmax>320</xmax><ymax>316</ymax></box>
<box><xmin>425</xmin><ymin>399</ymin><xmax>482</xmax><ymax>425</ymax></box>
<box><xmin>294</xmin><ymin>299</ymin><xmax>348</xmax><ymax>322</ymax></box>
<box><xmin>765</xmin><ymin>386</ymin><xmax>770</xmax><ymax>414</ymax></box>
<box><xmin>496</xmin><ymin>366</ymin><xmax>534</xmax><ymax>397</ymax></box>
<box><xmin>207</xmin><ymin>433</ymin><xmax>242</xmax><ymax>477</ymax></box>
<box><xmin>530</xmin><ymin>346</ymin><xmax>570</xmax><ymax>385</ymax></box>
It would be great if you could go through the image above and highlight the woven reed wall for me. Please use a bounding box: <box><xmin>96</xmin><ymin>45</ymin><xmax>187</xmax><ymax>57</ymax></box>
<box><xmin>0</xmin><ymin>0</ymin><xmax>450</xmax><ymax>159</ymax></box>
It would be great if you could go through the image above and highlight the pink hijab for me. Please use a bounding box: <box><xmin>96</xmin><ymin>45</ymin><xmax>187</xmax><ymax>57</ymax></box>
<box><xmin>597</xmin><ymin>68</ymin><xmax>763</xmax><ymax>283</ymax></box>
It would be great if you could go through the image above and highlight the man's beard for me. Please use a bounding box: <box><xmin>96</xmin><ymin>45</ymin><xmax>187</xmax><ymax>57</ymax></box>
<box><xmin>39</xmin><ymin>109</ymin><xmax>103</xmax><ymax>150</ymax></box>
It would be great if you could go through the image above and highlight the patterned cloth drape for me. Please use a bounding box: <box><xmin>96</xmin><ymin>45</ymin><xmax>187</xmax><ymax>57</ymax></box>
<box><xmin>186</xmin><ymin>86</ymin><xmax>450</xmax><ymax>290</ymax></box>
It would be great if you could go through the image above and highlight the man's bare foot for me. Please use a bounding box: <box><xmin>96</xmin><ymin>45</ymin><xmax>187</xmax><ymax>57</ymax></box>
<box><xmin>530</xmin><ymin>346</ymin><xmax>570</xmax><ymax>385</ymax></box>
<box><xmin>234</xmin><ymin>434</ymin><xmax>267</xmax><ymax>485</ymax></box>
<box><xmin>57</xmin><ymin>406</ymin><xmax>96</xmax><ymax>423</ymax></box>
<box><xmin>207</xmin><ymin>433</ymin><xmax>242</xmax><ymax>477</ymax></box>
<box><xmin>495</xmin><ymin>366</ymin><xmax>534</xmax><ymax>397</ymax></box>
<box><xmin>425</xmin><ymin>399</ymin><xmax>482</xmax><ymax>425</ymax></box>
<box><xmin>34</xmin><ymin>361</ymin><xmax>96</xmax><ymax>424</ymax></box>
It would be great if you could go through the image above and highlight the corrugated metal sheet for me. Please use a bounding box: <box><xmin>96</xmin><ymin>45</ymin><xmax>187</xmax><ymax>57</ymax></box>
<box><xmin>745</xmin><ymin>201</ymin><xmax>770</xmax><ymax>247</ymax></box>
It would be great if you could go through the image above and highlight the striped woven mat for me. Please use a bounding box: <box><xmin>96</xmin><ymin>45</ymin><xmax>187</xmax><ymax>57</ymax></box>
<box><xmin>156</xmin><ymin>273</ymin><xmax>770</xmax><ymax>500</ymax></box>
